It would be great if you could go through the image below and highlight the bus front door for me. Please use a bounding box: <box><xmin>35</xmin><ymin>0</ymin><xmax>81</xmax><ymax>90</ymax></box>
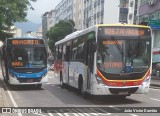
<box><xmin>86</xmin><ymin>40</ymin><xmax>94</xmax><ymax>90</ymax></box>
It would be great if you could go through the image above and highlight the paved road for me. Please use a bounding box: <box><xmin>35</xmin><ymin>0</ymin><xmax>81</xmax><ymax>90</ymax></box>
<box><xmin>1</xmin><ymin>71</ymin><xmax>160</xmax><ymax>116</ymax></box>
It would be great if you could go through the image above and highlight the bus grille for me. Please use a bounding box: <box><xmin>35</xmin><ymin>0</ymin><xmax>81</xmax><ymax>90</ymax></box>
<box><xmin>17</xmin><ymin>78</ymin><xmax>41</xmax><ymax>83</ymax></box>
<box><xmin>109</xmin><ymin>87</ymin><xmax>138</xmax><ymax>94</ymax></box>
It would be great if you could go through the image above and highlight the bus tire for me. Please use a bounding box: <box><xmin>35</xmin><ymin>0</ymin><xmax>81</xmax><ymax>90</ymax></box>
<box><xmin>35</xmin><ymin>84</ymin><xmax>42</xmax><ymax>89</ymax></box>
<box><xmin>78</xmin><ymin>76</ymin><xmax>89</xmax><ymax>99</ymax></box>
<box><xmin>60</xmin><ymin>72</ymin><xmax>65</xmax><ymax>88</ymax></box>
<box><xmin>4</xmin><ymin>68</ymin><xmax>9</xmax><ymax>84</ymax></box>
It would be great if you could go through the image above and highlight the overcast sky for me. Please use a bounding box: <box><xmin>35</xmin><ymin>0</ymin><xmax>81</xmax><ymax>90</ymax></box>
<box><xmin>27</xmin><ymin>0</ymin><xmax>61</xmax><ymax>24</ymax></box>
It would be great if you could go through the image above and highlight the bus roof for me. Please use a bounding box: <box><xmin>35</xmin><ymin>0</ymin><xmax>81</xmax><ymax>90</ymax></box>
<box><xmin>55</xmin><ymin>24</ymin><xmax>151</xmax><ymax>46</ymax></box>
<box><xmin>55</xmin><ymin>25</ymin><xmax>97</xmax><ymax>45</ymax></box>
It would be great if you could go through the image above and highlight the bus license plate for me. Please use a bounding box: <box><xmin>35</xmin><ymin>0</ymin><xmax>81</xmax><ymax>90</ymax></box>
<box><xmin>27</xmin><ymin>79</ymin><xmax>33</xmax><ymax>83</ymax></box>
<box><xmin>119</xmin><ymin>91</ymin><xmax>128</xmax><ymax>95</ymax></box>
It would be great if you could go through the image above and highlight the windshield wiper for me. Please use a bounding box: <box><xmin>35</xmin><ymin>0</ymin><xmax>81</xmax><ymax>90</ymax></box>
<box><xmin>111</xmin><ymin>37</ymin><xmax>124</xmax><ymax>55</ymax></box>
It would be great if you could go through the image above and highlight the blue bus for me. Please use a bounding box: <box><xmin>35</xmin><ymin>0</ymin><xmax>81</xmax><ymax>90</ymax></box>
<box><xmin>0</xmin><ymin>38</ymin><xmax>48</xmax><ymax>88</ymax></box>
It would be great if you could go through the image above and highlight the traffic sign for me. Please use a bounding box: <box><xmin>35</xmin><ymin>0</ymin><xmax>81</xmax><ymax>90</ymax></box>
<box><xmin>148</xmin><ymin>20</ymin><xmax>160</xmax><ymax>30</ymax></box>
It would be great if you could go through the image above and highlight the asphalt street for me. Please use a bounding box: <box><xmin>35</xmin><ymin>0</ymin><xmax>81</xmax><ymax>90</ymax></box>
<box><xmin>0</xmin><ymin>71</ymin><xmax>160</xmax><ymax>116</ymax></box>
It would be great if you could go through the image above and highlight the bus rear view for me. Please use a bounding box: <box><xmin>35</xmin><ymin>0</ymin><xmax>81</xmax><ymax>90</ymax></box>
<box><xmin>0</xmin><ymin>38</ymin><xmax>48</xmax><ymax>88</ymax></box>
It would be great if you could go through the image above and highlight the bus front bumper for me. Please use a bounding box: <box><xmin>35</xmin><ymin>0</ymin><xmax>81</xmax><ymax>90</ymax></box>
<box><xmin>92</xmin><ymin>81</ymin><xmax>150</xmax><ymax>95</ymax></box>
<box><xmin>8</xmin><ymin>75</ymin><xmax>48</xmax><ymax>85</ymax></box>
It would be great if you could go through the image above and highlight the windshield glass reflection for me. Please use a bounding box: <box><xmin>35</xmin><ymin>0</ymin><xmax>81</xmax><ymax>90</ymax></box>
<box><xmin>8</xmin><ymin>47</ymin><xmax>47</xmax><ymax>68</ymax></box>
<box><xmin>97</xmin><ymin>38</ymin><xmax>151</xmax><ymax>74</ymax></box>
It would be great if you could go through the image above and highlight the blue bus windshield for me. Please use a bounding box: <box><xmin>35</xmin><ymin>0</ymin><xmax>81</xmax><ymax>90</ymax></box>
<box><xmin>7</xmin><ymin>47</ymin><xmax>47</xmax><ymax>68</ymax></box>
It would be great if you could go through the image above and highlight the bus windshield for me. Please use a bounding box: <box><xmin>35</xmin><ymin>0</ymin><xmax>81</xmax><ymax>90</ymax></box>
<box><xmin>7</xmin><ymin>47</ymin><xmax>47</xmax><ymax>68</ymax></box>
<box><xmin>97</xmin><ymin>36</ymin><xmax>151</xmax><ymax>74</ymax></box>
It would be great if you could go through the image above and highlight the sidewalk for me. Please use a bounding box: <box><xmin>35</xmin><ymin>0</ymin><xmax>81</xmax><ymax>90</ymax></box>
<box><xmin>0</xmin><ymin>79</ymin><xmax>15</xmax><ymax>116</ymax></box>
<box><xmin>0</xmin><ymin>79</ymin><xmax>10</xmax><ymax>107</ymax></box>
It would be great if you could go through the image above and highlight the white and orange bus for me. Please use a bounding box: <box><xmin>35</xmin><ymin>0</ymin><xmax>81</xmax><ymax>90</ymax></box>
<box><xmin>54</xmin><ymin>24</ymin><xmax>152</xmax><ymax>98</ymax></box>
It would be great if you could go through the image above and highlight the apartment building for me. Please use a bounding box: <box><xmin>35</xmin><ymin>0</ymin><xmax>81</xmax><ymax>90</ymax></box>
<box><xmin>139</xmin><ymin>0</ymin><xmax>160</xmax><ymax>47</ymax></box>
<box><xmin>11</xmin><ymin>26</ymin><xmax>22</xmax><ymax>37</ymax></box>
<box><xmin>83</xmin><ymin>0</ymin><xmax>119</xmax><ymax>29</ymax></box>
<box><xmin>119</xmin><ymin>0</ymin><xmax>139</xmax><ymax>24</ymax></box>
<box><xmin>42</xmin><ymin>12</ymin><xmax>49</xmax><ymax>39</ymax></box>
<box><xmin>48</xmin><ymin>10</ymin><xmax>56</xmax><ymax>29</ymax></box>
<box><xmin>138</xmin><ymin>0</ymin><xmax>160</xmax><ymax>63</ymax></box>
<box><xmin>73</xmin><ymin>0</ymin><xmax>83</xmax><ymax>30</ymax></box>
<box><xmin>55</xmin><ymin>0</ymin><xmax>73</xmax><ymax>23</ymax></box>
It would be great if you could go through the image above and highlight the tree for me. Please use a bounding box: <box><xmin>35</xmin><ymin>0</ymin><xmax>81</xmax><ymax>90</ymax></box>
<box><xmin>47</xmin><ymin>19</ymin><xmax>75</xmax><ymax>53</ymax></box>
<box><xmin>0</xmin><ymin>0</ymin><xmax>37</xmax><ymax>41</ymax></box>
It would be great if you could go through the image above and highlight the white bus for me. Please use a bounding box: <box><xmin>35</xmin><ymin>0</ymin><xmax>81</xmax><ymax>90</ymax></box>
<box><xmin>54</xmin><ymin>24</ymin><xmax>152</xmax><ymax>98</ymax></box>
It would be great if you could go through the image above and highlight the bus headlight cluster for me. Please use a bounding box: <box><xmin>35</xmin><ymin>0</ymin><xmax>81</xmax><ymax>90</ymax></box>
<box><xmin>95</xmin><ymin>74</ymin><xmax>105</xmax><ymax>85</ymax></box>
<box><xmin>9</xmin><ymin>73</ymin><xmax>16</xmax><ymax>78</ymax></box>
<box><xmin>143</xmin><ymin>75</ymin><xmax>151</xmax><ymax>85</ymax></box>
<box><xmin>42</xmin><ymin>72</ymin><xmax>47</xmax><ymax>78</ymax></box>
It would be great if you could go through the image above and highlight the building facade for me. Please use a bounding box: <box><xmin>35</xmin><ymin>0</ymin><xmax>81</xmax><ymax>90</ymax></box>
<box><xmin>11</xmin><ymin>26</ymin><xmax>22</xmax><ymax>37</ymax></box>
<box><xmin>55</xmin><ymin>0</ymin><xmax>73</xmax><ymax>23</ymax></box>
<box><xmin>73</xmin><ymin>0</ymin><xmax>83</xmax><ymax>30</ymax></box>
<box><xmin>83</xmin><ymin>0</ymin><xmax>120</xmax><ymax>29</ymax></box>
<box><xmin>139</xmin><ymin>0</ymin><xmax>160</xmax><ymax>50</ymax></box>
<box><xmin>119</xmin><ymin>0</ymin><xmax>139</xmax><ymax>24</ymax></box>
<box><xmin>42</xmin><ymin>12</ymin><xmax>49</xmax><ymax>39</ymax></box>
<box><xmin>48</xmin><ymin>10</ymin><xmax>56</xmax><ymax>29</ymax></box>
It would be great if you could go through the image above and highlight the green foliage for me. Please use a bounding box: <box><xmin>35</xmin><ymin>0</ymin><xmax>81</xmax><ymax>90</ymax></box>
<box><xmin>47</xmin><ymin>20</ymin><xmax>75</xmax><ymax>53</ymax></box>
<box><xmin>0</xmin><ymin>0</ymin><xmax>37</xmax><ymax>41</ymax></box>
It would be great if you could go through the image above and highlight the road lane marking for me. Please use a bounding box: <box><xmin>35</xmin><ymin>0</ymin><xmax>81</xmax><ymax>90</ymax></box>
<box><xmin>47</xmin><ymin>76</ymin><xmax>53</xmax><ymax>78</ymax></box>
<box><xmin>2</xmin><ymin>81</ymin><xmax>23</xmax><ymax>116</ymax></box>
<box><xmin>48</xmin><ymin>113</ymin><xmax>54</xmax><ymax>116</ymax></box>
<box><xmin>33</xmin><ymin>113</ymin><xmax>47</xmax><ymax>116</ymax></box>
<box><xmin>129</xmin><ymin>114</ymin><xmax>138</xmax><ymax>116</ymax></box>
<box><xmin>46</xmin><ymin>83</ymin><xmax>51</xmax><ymax>84</ymax></box>
<box><xmin>150</xmin><ymin>98</ymin><xmax>160</xmax><ymax>102</ymax></box>
<box><xmin>109</xmin><ymin>106</ymin><xmax>121</xmax><ymax>111</ymax></box>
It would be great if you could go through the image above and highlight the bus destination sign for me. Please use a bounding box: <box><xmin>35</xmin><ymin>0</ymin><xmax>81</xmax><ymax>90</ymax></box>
<box><xmin>101</xmin><ymin>27</ymin><xmax>150</xmax><ymax>36</ymax></box>
<box><xmin>9</xmin><ymin>39</ymin><xmax>43</xmax><ymax>45</ymax></box>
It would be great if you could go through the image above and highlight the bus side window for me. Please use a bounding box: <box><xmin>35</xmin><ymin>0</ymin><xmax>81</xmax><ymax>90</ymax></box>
<box><xmin>65</xmin><ymin>46</ymin><xmax>70</xmax><ymax>61</ymax></box>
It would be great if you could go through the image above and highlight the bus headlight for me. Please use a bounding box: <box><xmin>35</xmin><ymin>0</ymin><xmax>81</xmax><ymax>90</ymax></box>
<box><xmin>95</xmin><ymin>74</ymin><xmax>105</xmax><ymax>85</ymax></box>
<box><xmin>9</xmin><ymin>73</ymin><xmax>16</xmax><ymax>78</ymax></box>
<box><xmin>144</xmin><ymin>75</ymin><xmax>151</xmax><ymax>82</ymax></box>
<box><xmin>42</xmin><ymin>72</ymin><xmax>47</xmax><ymax>78</ymax></box>
<box><xmin>143</xmin><ymin>75</ymin><xmax>151</xmax><ymax>86</ymax></box>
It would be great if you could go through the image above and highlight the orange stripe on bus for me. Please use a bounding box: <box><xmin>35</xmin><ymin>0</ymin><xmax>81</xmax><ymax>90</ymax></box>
<box><xmin>96</xmin><ymin>69</ymin><xmax>150</xmax><ymax>86</ymax></box>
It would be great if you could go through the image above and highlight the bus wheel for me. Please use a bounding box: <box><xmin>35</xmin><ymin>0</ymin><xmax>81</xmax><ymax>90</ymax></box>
<box><xmin>60</xmin><ymin>72</ymin><xmax>65</xmax><ymax>88</ymax></box>
<box><xmin>4</xmin><ymin>69</ymin><xmax>9</xmax><ymax>84</ymax></box>
<box><xmin>35</xmin><ymin>84</ymin><xmax>42</xmax><ymax>89</ymax></box>
<box><xmin>80</xmin><ymin>81</ymin><xmax>89</xmax><ymax>99</ymax></box>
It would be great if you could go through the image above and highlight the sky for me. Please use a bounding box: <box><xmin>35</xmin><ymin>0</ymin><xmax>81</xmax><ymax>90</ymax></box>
<box><xmin>27</xmin><ymin>0</ymin><xmax>61</xmax><ymax>24</ymax></box>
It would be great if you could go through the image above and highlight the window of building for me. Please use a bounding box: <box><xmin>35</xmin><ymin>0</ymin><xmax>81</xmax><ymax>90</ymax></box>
<box><xmin>130</xmin><ymin>1</ymin><xmax>134</xmax><ymax>7</ymax></box>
